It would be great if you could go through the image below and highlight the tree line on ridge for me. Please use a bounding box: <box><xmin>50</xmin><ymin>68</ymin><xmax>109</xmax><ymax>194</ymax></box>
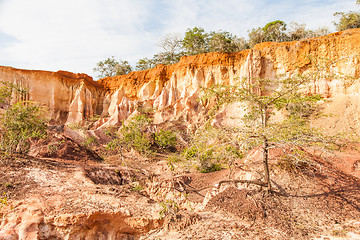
<box><xmin>93</xmin><ymin>2</ymin><xmax>360</xmax><ymax>79</ymax></box>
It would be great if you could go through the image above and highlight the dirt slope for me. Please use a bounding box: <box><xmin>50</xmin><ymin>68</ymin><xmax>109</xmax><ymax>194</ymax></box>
<box><xmin>1</xmin><ymin>134</ymin><xmax>360</xmax><ymax>239</ymax></box>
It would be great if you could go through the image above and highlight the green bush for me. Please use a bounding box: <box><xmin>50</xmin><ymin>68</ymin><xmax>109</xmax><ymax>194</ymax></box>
<box><xmin>178</xmin><ymin>126</ymin><xmax>243</xmax><ymax>173</ymax></box>
<box><xmin>159</xmin><ymin>200</ymin><xmax>179</xmax><ymax>219</ymax></box>
<box><xmin>155</xmin><ymin>129</ymin><xmax>177</xmax><ymax>150</ymax></box>
<box><xmin>120</xmin><ymin>115</ymin><xmax>152</xmax><ymax>154</ymax></box>
<box><xmin>107</xmin><ymin>114</ymin><xmax>180</xmax><ymax>156</ymax></box>
<box><xmin>0</xmin><ymin>191</ymin><xmax>7</xmax><ymax>207</ymax></box>
<box><xmin>199</xmin><ymin>163</ymin><xmax>222</xmax><ymax>173</ymax></box>
<box><xmin>0</xmin><ymin>82</ymin><xmax>47</xmax><ymax>154</ymax></box>
<box><xmin>107</xmin><ymin>114</ymin><xmax>153</xmax><ymax>156</ymax></box>
<box><xmin>0</xmin><ymin>101</ymin><xmax>47</xmax><ymax>153</ymax></box>
<box><xmin>83</xmin><ymin>136</ymin><xmax>98</xmax><ymax>148</ymax></box>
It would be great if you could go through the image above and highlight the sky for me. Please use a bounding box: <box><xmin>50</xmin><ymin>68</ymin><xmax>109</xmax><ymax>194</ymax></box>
<box><xmin>0</xmin><ymin>0</ymin><xmax>358</xmax><ymax>78</ymax></box>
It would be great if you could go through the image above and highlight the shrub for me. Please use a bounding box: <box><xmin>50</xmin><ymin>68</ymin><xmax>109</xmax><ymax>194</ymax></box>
<box><xmin>0</xmin><ymin>101</ymin><xmax>47</xmax><ymax>153</ymax></box>
<box><xmin>107</xmin><ymin>114</ymin><xmax>180</xmax><ymax>156</ymax></box>
<box><xmin>0</xmin><ymin>191</ymin><xmax>7</xmax><ymax>207</ymax></box>
<box><xmin>179</xmin><ymin>125</ymin><xmax>243</xmax><ymax>173</ymax></box>
<box><xmin>120</xmin><ymin>115</ymin><xmax>152</xmax><ymax>154</ymax></box>
<box><xmin>107</xmin><ymin>114</ymin><xmax>153</xmax><ymax>156</ymax></box>
<box><xmin>155</xmin><ymin>129</ymin><xmax>177</xmax><ymax>150</ymax></box>
<box><xmin>83</xmin><ymin>136</ymin><xmax>98</xmax><ymax>148</ymax></box>
<box><xmin>159</xmin><ymin>200</ymin><xmax>179</xmax><ymax>219</ymax></box>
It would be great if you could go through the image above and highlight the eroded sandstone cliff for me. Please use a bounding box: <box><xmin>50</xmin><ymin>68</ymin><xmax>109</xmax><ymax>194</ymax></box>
<box><xmin>0</xmin><ymin>67</ymin><xmax>105</xmax><ymax>124</ymax></box>
<box><xmin>1</xmin><ymin>28</ymin><xmax>360</xmax><ymax>240</ymax></box>
<box><xmin>1</xmin><ymin>28</ymin><xmax>360</xmax><ymax>133</ymax></box>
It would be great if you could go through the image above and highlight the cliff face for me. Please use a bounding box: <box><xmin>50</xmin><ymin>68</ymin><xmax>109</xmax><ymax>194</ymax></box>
<box><xmin>0</xmin><ymin>67</ymin><xmax>105</xmax><ymax>124</ymax></box>
<box><xmin>1</xmin><ymin>28</ymin><xmax>360</xmax><ymax>132</ymax></box>
<box><xmin>98</xmin><ymin>28</ymin><xmax>360</xmax><ymax>133</ymax></box>
<box><xmin>1</xmin><ymin>29</ymin><xmax>360</xmax><ymax>240</ymax></box>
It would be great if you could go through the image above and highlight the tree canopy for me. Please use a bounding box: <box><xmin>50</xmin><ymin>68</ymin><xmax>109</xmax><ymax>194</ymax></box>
<box><xmin>202</xmin><ymin>73</ymin><xmax>324</xmax><ymax>190</ymax></box>
<box><xmin>182</xmin><ymin>27</ymin><xmax>209</xmax><ymax>55</ymax></box>
<box><xmin>333</xmin><ymin>11</ymin><xmax>360</xmax><ymax>31</ymax></box>
<box><xmin>93</xmin><ymin>56</ymin><xmax>132</xmax><ymax>79</ymax></box>
<box><xmin>95</xmin><ymin>1</ymin><xmax>359</xmax><ymax>75</ymax></box>
<box><xmin>0</xmin><ymin>81</ymin><xmax>47</xmax><ymax>154</ymax></box>
<box><xmin>199</xmin><ymin>55</ymin><xmax>353</xmax><ymax>190</ymax></box>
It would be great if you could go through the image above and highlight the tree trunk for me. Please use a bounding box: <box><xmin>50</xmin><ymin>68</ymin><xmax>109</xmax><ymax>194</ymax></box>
<box><xmin>262</xmin><ymin>137</ymin><xmax>271</xmax><ymax>191</ymax></box>
<box><xmin>261</xmin><ymin>106</ymin><xmax>271</xmax><ymax>191</ymax></box>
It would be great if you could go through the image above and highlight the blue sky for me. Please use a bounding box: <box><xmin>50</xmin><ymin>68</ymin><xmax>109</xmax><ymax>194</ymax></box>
<box><xmin>0</xmin><ymin>0</ymin><xmax>358</xmax><ymax>77</ymax></box>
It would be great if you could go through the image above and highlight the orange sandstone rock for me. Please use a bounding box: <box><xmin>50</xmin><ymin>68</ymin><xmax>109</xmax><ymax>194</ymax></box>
<box><xmin>0</xmin><ymin>29</ymin><xmax>359</xmax><ymax>132</ymax></box>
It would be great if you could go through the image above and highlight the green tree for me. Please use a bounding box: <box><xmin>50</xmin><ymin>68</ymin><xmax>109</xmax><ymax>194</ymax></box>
<box><xmin>288</xmin><ymin>22</ymin><xmax>329</xmax><ymax>41</ymax></box>
<box><xmin>248</xmin><ymin>27</ymin><xmax>266</xmax><ymax>48</ymax></box>
<box><xmin>107</xmin><ymin>114</ymin><xmax>153</xmax><ymax>156</ymax></box>
<box><xmin>262</xmin><ymin>20</ymin><xmax>288</xmax><ymax>42</ymax></box>
<box><xmin>208</xmin><ymin>31</ymin><xmax>247</xmax><ymax>52</ymax></box>
<box><xmin>201</xmin><ymin>58</ymin><xmax>342</xmax><ymax>191</ymax></box>
<box><xmin>93</xmin><ymin>56</ymin><xmax>132</xmax><ymax>79</ymax></box>
<box><xmin>152</xmin><ymin>52</ymin><xmax>183</xmax><ymax>66</ymax></box>
<box><xmin>248</xmin><ymin>20</ymin><xmax>289</xmax><ymax>47</ymax></box>
<box><xmin>157</xmin><ymin>33</ymin><xmax>184</xmax><ymax>64</ymax></box>
<box><xmin>182</xmin><ymin>27</ymin><xmax>209</xmax><ymax>55</ymax></box>
<box><xmin>136</xmin><ymin>52</ymin><xmax>184</xmax><ymax>71</ymax></box>
<box><xmin>136</xmin><ymin>57</ymin><xmax>157</xmax><ymax>71</ymax></box>
<box><xmin>333</xmin><ymin>11</ymin><xmax>360</xmax><ymax>31</ymax></box>
<box><xmin>0</xmin><ymin>81</ymin><xmax>47</xmax><ymax>154</ymax></box>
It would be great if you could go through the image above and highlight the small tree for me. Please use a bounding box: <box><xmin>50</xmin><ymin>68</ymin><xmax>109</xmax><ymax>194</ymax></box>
<box><xmin>248</xmin><ymin>27</ymin><xmax>266</xmax><ymax>48</ymax></box>
<box><xmin>333</xmin><ymin>11</ymin><xmax>360</xmax><ymax>31</ymax></box>
<box><xmin>287</xmin><ymin>22</ymin><xmax>330</xmax><ymax>41</ymax></box>
<box><xmin>93</xmin><ymin>56</ymin><xmax>132</xmax><ymax>79</ymax></box>
<box><xmin>262</xmin><ymin>20</ymin><xmax>288</xmax><ymax>42</ymax></box>
<box><xmin>180</xmin><ymin>124</ymin><xmax>242</xmax><ymax>173</ymax></box>
<box><xmin>248</xmin><ymin>20</ymin><xmax>288</xmax><ymax>47</ymax></box>
<box><xmin>182</xmin><ymin>27</ymin><xmax>209</xmax><ymax>55</ymax></box>
<box><xmin>0</xmin><ymin>81</ymin><xmax>47</xmax><ymax>154</ymax></box>
<box><xmin>208</xmin><ymin>31</ymin><xmax>239</xmax><ymax>52</ymax></box>
<box><xmin>201</xmin><ymin>58</ymin><xmax>347</xmax><ymax>191</ymax></box>
<box><xmin>136</xmin><ymin>57</ymin><xmax>157</xmax><ymax>71</ymax></box>
<box><xmin>0</xmin><ymin>102</ymin><xmax>47</xmax><ymax>153</ymax></box>
<box><xmin>152</xmin><ymin>52</ymin><xmax>183</xmax><ymax>66</ymax></box>
<box><xmin>157</xmin><ymin>33</ymin><xmax>184</xmax><ymax>64</ymax></box>
<box><xmin>232</xmin><ymin>37</ymin><xmax>249</xmax><ymax>52</ymax></box>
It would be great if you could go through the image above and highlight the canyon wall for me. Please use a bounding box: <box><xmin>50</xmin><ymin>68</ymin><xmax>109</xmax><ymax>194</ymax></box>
<box><xmin>0</xmin><ymin>28</ymin><xmax>360</xmax><ymax>133</ymax></box>
<box><xmin>0</xmin><ymin>67</ymin><xmax>105</xmax><ymax>124</ymax></box>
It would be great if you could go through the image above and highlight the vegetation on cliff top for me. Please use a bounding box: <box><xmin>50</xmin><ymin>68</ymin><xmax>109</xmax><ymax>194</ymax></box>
<box><xmin>94</xmin><ymin>1</ymin><xmax>360</xmax><ymax>78</ymax></box>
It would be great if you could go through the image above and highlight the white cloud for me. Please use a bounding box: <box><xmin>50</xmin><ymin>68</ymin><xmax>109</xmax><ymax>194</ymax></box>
<box><xmin>0</xmin><ymin>0</ymin><xmax>358</xmax><ymax>77</ymax></box>
<box><xmin>0</xmin><ymin>0</ymin><xmax>158</xmax><ymax>74</ymax></box>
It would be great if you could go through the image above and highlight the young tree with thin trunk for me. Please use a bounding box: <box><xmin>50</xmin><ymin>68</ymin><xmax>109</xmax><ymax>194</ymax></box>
<box><xmin>201</xmin><ymin>58</ymin><xmax>351</xmax><ymax>191</ymax></box>
<box><xmin>157</xmin><ymin>33</ymin><xmax>184</xmax><ymax>64</ymax></box>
